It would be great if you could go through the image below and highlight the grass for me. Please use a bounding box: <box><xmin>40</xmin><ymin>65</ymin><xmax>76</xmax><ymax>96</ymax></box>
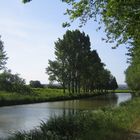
<box><xmin>114</xmin><ymin>89</ymin><xmax>133</xmax><ymax>93</ymax></box>
<box><xmin>0</xmin><ymin>89</ymin><xmax>66</xmax><ymax>106</ymax></box>
<box><xmin>7</xmin><ymin>96</ymin><xmax>140</xmax><ymax>140</ymax></box>
<box><xmin>0</xmin><ymin>88</ymin><xmax>133</xmax><ymax>107</ymax></box>
<box><xmin>0</xmin><ymin>88</ymin><xmax>92</xmax><ymax>106</ymax></box>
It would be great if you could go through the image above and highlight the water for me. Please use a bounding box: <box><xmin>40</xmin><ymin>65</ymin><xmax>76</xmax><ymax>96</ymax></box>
<box><xmin>0</xmin><ymin>93</ymin><xmax>132</xmax><ymax>139</ymax></box>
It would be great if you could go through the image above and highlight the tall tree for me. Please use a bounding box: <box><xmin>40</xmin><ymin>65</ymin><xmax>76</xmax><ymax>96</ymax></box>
<box><xmin>46</xmin><ymin>30</ymin><xmax>91</xmax><ymax>94</ymax></box>
<box><xmin>22</xmin><ymin>1</ymin><xmax>140</xmax><ymax>48</ymax></box>
<box><xmin>109</xmin><ymin>76</ymin><xmax>118</xmax><ymax>91</ymax></box>
<box><xmin>0</xmin><ymin>70</ymin><xmax>31</xmax><ymax>93</ymax></box>
<box><xmin>47</xmin><ymin>30</ymin><xmax>116</xmax><ymax>94</ymax></box>
<box><xmin>0</xmin><ymin>36</ymin><xmax>8</xmax><ymax>70</ymax></box>
<box><xmin>125</xmin><ymin>45</ymin><xmax>140</xmax><ymax>91</ymax></box>
<box><xmin>22</xmin><ymin>0</ymin><xmax>32</xmax><ymax>3</ymax></box>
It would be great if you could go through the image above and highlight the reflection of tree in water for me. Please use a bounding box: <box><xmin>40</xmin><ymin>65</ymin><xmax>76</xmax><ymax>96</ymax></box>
<box><xmin>59</xmin><ymin>94</ymin><xmax>118</xmax><ymax>112</ymax></box>
<box><xmin>62</xmin><ymin>101</ymin><xmax>81</xmax><ymax>117</ymax></box>
<box><xmin>61</xmin><ymin>94</ymin><xmax>118</xmax><ymax>117</ymax></box>
<box><xmin>92</xmin><ymin>93</ymin><xmax>118</xmax><ymax>105</ymax></box>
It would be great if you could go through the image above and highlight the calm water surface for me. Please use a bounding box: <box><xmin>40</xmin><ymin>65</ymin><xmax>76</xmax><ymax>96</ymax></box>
<box><xmin>0</xmin><ymin>93</ymin><xmax>132</xmax><ymax>139</ymax></box>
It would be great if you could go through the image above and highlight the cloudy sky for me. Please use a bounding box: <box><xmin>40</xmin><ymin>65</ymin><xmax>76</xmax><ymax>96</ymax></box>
<box><xmin>0</xmin><ymin>0</ymin><xmax>129</xmax><ymax>84</ymax></box>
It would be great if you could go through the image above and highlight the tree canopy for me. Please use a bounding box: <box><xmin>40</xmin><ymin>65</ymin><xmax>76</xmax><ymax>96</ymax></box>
<box><xmin>46</xmin><ymin>30</ymin><xmax>118</xmax><ymax>94</ymax></box>
<box><xmin>0</xmin><ymin>36</ymin><xmax>8</xmax><ymax>70</ymax></box>
<box><xmin>0</xmin><ymin>70</ymin><xmax>31</xmax><ymax>93</ymax></box>
<box><xmin>125</xmin><ymin>44</ymin><xmax>140</xmax><ymax>92</ymax></box>
<box><xmin>30</xmin><ymin>80</ymin><xmax>43</xmax><ymax>88</ymax></box>
<box><xmin>22</xmin><ymin>0</ymin><xmax>140</xmax><ymax>48</ymax></box>
<box><xmin>22</xmin><ymin>0</ymin><xmax>32</xmax><ymax>3</ymax></box>
<box><xmin>62</xmin><ymin>0</ymin><xmax>140</xmax><ymax>48</ymax></box>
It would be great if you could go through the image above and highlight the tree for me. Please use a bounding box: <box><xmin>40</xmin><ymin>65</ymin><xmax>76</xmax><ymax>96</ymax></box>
<box><xmin>125</xmin><ymin>45</ymin><xmax>140</xmax><ymax>91</ymax></box>
<box><xmin>62</xmin><ymin>1</ymin><xmax>140</xmax><ymax>93</ymax></box>
<box><xmin>47</xmin><ymin>30</ymin><xmax>116</xmax><ymax>95</ymax></box>
<box><xmin>22</xmin><ymin>1</ymin><xmax>140</xmax><ymax>46</ymax></box>
<box><xmin>22</xmin><ymin>0</ymin><xmax>32</xmax><ymax>3</ymax></box>
<box><xmin>109</xmin><ymin>76</ymin><xmax>118</xmax><ymax>91</ymax></box>
<box><xmin>46</xmin><ymin>59</ymin><xmax>66</xmax><ymax>93</ymax></box>
<box><xmin>83</xmin><ymin>50</ymin><xmax>104</xmax><ymax>92</ymax></box>
<box><xmin>0</xmin><ymin>70</ymin><xmax>31</xmax><ymax>93</ymax></box>
<box><xmin>0</xmin><ymin>36</ymin><xmax>8</xmax><ymax>70</ymax></box>
<box><xmin>61</xmin><ymin>0</ymin><xmax>140</xmax><ymax>48</ymax></box>
<box><xmin>47</xmin><ymin>30</ymin><xmax>91</xmax><ymax>94</ymax></box>
<box><xmin>30</xmin><ymin>80</ymin><xmax>43</xmax><ymax>88</ymax></box>
<box><xmin>125</xmin><ymin>41</ymin><xmax>140</xmax><ymax>92</ymax></box>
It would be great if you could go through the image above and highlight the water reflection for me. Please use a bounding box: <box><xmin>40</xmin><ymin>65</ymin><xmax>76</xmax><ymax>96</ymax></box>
<box><xmin>0</xmin><ymin>93</ymin><xmax>132</xmax><ymax>139</ymax></box>
<box><xmin>117</xmin><ymin>93</ymin><xmax>132</xmax><ymax>105</ymax></box>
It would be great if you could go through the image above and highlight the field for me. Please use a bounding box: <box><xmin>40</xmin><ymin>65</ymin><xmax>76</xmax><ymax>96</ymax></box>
<box><xmin>0</xmin><ymin>88</ymin><xmax>132</xmax><ymax>107</ymax></box>
<box><xmin>0</xmin><ymin>88</ymin><xmax>66</xmax><ymax>106</ymax></box>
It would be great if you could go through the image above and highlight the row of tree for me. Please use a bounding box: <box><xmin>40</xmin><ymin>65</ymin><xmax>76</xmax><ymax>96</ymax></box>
<box><xmin>0</xmin><ymin>30</ymin><xmax>118</xmax><ymax>94</ymax></box>
<box><xmin>22</xmin><ymin>0</ymin><xmax>140</xmax><ymax>93</ymax></box>
<box><xmin>47</xmin><ymin>30</ymin><xmax>118</xmax><ymax>94</ymax></box>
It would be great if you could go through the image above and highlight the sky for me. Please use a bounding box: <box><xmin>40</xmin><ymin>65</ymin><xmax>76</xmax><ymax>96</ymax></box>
<box><xmin>0</xmin><ymin>0</ymin><xmax>129</xmax><ymax>84</ymax></box>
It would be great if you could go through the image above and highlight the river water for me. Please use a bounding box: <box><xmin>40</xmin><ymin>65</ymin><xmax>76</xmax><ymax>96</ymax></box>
<box><xmin>0</xmin><ymin>93</ymin><xmax>132</xmax><ymax>139</ymax></box>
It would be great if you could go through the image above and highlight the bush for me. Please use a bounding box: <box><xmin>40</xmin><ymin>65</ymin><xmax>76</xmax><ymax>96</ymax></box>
<box><xmin>29</xmin><ymin>80</ymin><xmax>44</xmax><ymax>88</ymax></box>
<box><xmin>0</xmin><ymin>70</ymin><xmax>31</xmax><ymax>94</ymax></box>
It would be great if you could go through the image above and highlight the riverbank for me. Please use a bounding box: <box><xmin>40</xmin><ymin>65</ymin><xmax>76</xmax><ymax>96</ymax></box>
<box><xmin>0</xmin><ymin>88</ymin><xmax>132</xmax><ymax>107</ymax></box>
<box><xmin>113</xmin><ymin>89</ymin><xmax>133</xmax><ymax>93</ymax></box>
<box><xmin>8</xmin><ymin>96</ymin><xmax>140</xmax><ymax>140</ymax></box>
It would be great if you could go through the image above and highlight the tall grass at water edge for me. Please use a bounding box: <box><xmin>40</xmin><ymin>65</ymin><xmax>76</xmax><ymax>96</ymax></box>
<box><xmin>8</xmin><ymin>97</ymin><xmax>140</xmax><ymax>140</ymax></box>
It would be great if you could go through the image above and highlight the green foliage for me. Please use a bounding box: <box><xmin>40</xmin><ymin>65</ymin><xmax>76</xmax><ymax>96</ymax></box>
<box><xmin>109</xmin><ymin>77</ymin><xmax>118</xmax><ymax>90</ymax></box>
<box><xmin>0</xmin><ymin>70</ymin><xmax>31</xmax><ymax>94</ymax></box>
<box><xmin>0</xmin><ymin>88</ymin><xmax>67</xmax><ymax>106</ymax></box>
<box><xmin>62</xmin><ymin>0</ymin><xmax>140</xmax><ymax>92</ymax></box>
<box><xmin>8</xmin><ymin>97</ymin><xmax>140</xmax><ymax>140</ymax></box>
<box><xmin>125</xmin><ymin>44</ymin><xmax>140</xmax><ymax>92</ymax></box>
<box><xmin>0</xmin><ymin>88</ymin><xmax>121</xmax><ymax>107</ymax></box>
<box><xmin>125</xmin><ymin>64</ymin><xmax>140</xmax><ymax>92</ymax></box>
<box><xmin>0</xmin><ymin>36</ymin><xmax>8</xmax><ymax>70</ymax></box>
<box><xmin>63</xmin><ymin>0</ymin><xmax>140</xmax><ymax>48</ymax></box>
<box><xmin>21</xmin><ymin>0</ymin><xmax>140</xmax><ymax>93</ymax></box>
<box><xmin>47</xmin><ymin>84</ymin><xmax>63</xmax><ymax>89</ymax></box>
<box><xmin>22</xmin><ymin>0</ymin><xmax>140</xmax><ymax>47</ymax></box>
<box><xmin>22</xmin><ymin>0</ymin><xmax>32</xmax><ymax>3</ymax></box>
<box><xmin>30</xmin><ymin>80</ymin><xmax>43</xmax><ymax>88</ymax></box>
<box><xmin>33</xmin><ymin>88</ymin><xmax>65</xmax><ymax>98</ymax></box>
<box><xmin>47</xmin><ymin>30</ymin><xmax>117</xmax><ymax>95</ymax></box>
<box><xmin>114</xmin><ymin>90</ymin><xmax>132</xmax><ymax>93</ymax></box>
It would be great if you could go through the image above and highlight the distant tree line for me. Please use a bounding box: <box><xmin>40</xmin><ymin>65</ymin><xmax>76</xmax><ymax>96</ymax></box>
<box><xmin>47</xmin><ymin>30</ymin><xmax>118</xmax><ymax>94</ymax></box>
<box><xmin>29</xmin><ymin>80</ymin><xmax>44</xmax><ymax>88</ymax></box>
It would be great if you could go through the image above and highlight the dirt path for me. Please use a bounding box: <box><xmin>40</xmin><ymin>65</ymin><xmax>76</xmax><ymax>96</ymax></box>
<box><xmin>129</xmin><ymin>133</ymin><xmax>140</xmax><ymax>140</ymax></box>
<box><xmin>129</xmin><ymin>118</ymin><xmax>140</xmax><ymax>140</ymax></box>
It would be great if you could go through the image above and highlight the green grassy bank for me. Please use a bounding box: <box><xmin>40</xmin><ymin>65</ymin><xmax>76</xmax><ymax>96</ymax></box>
<box><xmin>0</xmin><ymin>88</ymin><xmax>132</xmax><ymax>107</ymax></box>
<box><xmin>0</xmin><ymin>89</ymin><xmax>65</xmax><ymax>107</ymax></box>
<box><xmin>114</xmin><ymin>89</ymin><xmax>133</xmax><ymax>93</ymax></box>
<box><xmin>8</xmin><ymin>97</ymin><xmax>140</xmax><ymax>140</ymax></box>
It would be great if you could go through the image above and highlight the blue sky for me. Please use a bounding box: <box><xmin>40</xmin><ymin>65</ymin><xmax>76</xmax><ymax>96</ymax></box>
<box><xmin>0</xmin><ymin>0</ymin><xmax>129</xmax><ymax>84</ymax></box>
